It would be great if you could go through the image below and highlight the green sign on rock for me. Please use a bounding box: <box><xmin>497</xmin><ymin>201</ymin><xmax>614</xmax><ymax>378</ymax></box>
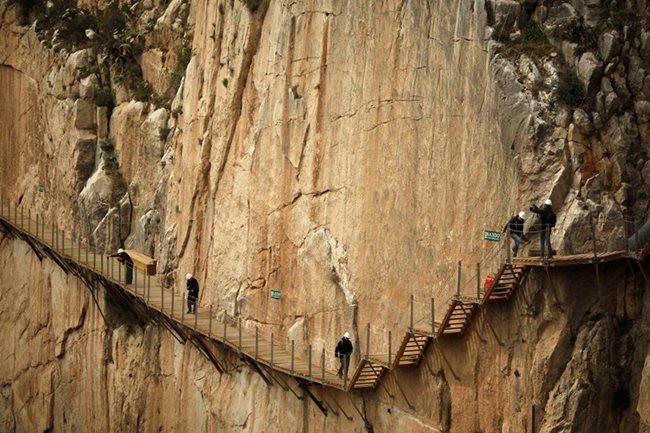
<box><xmin>270</xmin><ymin>290</ymin><xmax>281</xmax><ymax>300</ymax></box>
<box><xmin>483</xmin><ymin>230</ymin><xmax>501</xmax><ymax>242</ymax></box>
<box><xmin>36</xmin><ymin>185</ymin><xmax>45</xmax><ymax>193</ymax></box>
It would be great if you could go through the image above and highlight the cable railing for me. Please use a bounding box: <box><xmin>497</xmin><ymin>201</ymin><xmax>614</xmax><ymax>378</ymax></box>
<box><xmin>1</xmin><ymin>193</ymin><xmax>647</xmax><ymax>391</ymax></box>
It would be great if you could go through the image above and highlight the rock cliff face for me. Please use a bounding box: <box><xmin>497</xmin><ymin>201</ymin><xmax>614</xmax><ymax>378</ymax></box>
<box><xmin>1</xmin><ymin>0</ymin><xmax>649</xmax><ymax>432</ymax></box>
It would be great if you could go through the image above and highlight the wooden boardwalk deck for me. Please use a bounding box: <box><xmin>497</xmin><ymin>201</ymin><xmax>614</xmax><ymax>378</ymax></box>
<box><xmin>0</xmin><ymin>202</ymin><xmax>646</xmax><ymax>394</ymax></box>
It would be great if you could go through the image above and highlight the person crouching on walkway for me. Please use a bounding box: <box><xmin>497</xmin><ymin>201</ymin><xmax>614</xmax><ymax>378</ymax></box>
<box><xmin>186</xmin><ymin>273</ymin><xmax>199</xmax><ymax>314</ymax></box>
<box><xmin>503</xmin><ymin>211</ymin><xmax>527</xmax><ymax>257</ymax></box>
<box><xmin>335</xmin><ymin>332</ymin><xmax>353</xmax><ymax>379</ymax></box>
<box><xmin>108</xmin><ymin>248</ymin><xmax>133</xmax><ymax>284</ymax></box>
<box><xmin>530</xmin><ymin>199</ymin><xmax>557</xmax><ymax>259</ymax></box>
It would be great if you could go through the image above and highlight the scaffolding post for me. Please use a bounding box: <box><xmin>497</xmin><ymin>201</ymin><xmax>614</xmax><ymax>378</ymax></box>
<box><xmin>456</xmin><ymin>260</ymin><xmax>462</xmax><ymax>299</ymax></box>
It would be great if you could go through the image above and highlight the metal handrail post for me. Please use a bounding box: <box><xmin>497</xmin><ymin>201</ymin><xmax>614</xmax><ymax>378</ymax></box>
<box><xmin>343</xmin><ymin>360</ymin><xmax>348</xmax><ymax>390</ymax></box>
<box><xmin>506</xmin><ymin>228</ymin><xmax>512</xmax><ymax>264</ymax></box>
<box><xmin>476</xmin><ymin>262</ymin><xmax>481</xmax><ymax>303</ymax></box>
<box><xmin>35</xmin><ymin>214</ymin><xmax>39</xmax><ymax>238</ymax></box>
<box><xmin>431</xmin><ymin>298</ymin><xmax>435</xmax><ymax>335</ymax></box>
<box><xmin>238</xmin><ymin>318</ymin><xmax>242</xmax><ymax>353</ymax></box>
<box><xmin>388</xmin><ymin>330</ymin><xmax>392</xmax><ymax>366</ymax></box>
<box><xmin>635</xmin><ymin>218</ymin><xmax>640</xmax><ymax>253</ymax></box>
<box><xmin>624</xmin><ymin>218</ymin><xmax>630</xmax><ymax>256</ymax></box>
<box><xmin>591</xmin><ymin>218</ymin><xmax>598</xmax><ymax>262</ymax></box>
<box><xmin>409</xmin><ymin>294</ymin><xmax>414</xmax><ymax>332</ymax></box>
<box><xmin>170</xmin><ymin>287</ymin><xmax>174</xmax><ymax>318</ymax></box>
<box><xmin>308</xmin><ymin>344</ymin><xmax>312</xmax><ymax>379</ymax></box>
<box><xmin>365</xmin><ymin>323</ymin><xmax>370</xmax><ymax>358</ymax></box>
<box><xmin>321</xmin><ymin>348</ymin><xmax>325</xmax><ymax>382</ymax></box>
<box><xmin>194</xmin><ymin>302</ymin><xmax>198</xmax><ymax>329</ymax></box>
<box><xmin>28</xmin><ymin>209</ymin><xmax>31</xmax><ymax>233</ymax></box>
<box><xmin>456</xmin><ymin>260</ymin><xmax>461</xmax><ymax>298</ymax></box>
<box><xmin>118</xmin><ymin>260</ymin><xmax>122</xmax><ymax>285</ymax></box>
<box><xmin>181</xmin><ymin>295</ymin><xmax>185</xmax><ymax>322</ymax></box>
<box><xmin>208</xmin><ymin>305</ymin><xmax>213</xmax><ymax>337</ymax></box>
<box><xmin>134</xmin><ymin>266</ymin><xmax>138</xmax><ymax>296</ymax></box>
<box><xmin>20</xmin><ymin>204</ymin><xmax>23</xmax><ymax>229</ymax></box>
<box><xmin>223</xmin><ymin>312</ymin><xmax>227</xmax><ymax>341</ymax></box>
<box><xmin>147</xmin><ymin>275</ymin><xmax>150</xmax><ymax>303</ymax></box>
<box><xmin>255</xmin><ymin>327</ymin><xmax>259</xmax><ymax>360</ymax></box>
<box><xmin>291</xmin><ymin>340</ymin><xmax>295</xmax><ymax>374</ymax></box>
<box><xmin>270</xmin><ymin>333</ymin><xmax>274</xmax><ymax>367</ymax></box>
<box><xmin>161</xmin><ymin>282</ymin><xmax>164</xmax><ymax>312</ymax></box>
<box><xmin>62</xmin><ymin>229</ymin><xmax>65</xmax><ymax>256</ymax></box>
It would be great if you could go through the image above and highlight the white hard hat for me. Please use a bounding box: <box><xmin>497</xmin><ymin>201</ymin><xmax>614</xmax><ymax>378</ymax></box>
<box><xmin>186</xmin><ymin>273</ymin><xmax>192</xmax><ymax>280</ymax></box>
<box><xmin>117</xmin><ymin>248</ymin><xmax>125</xmax><ymax>254</ymax></box>
<box><xmin>518</xmin><ymin>211</ymin><xmax>526</xmax><ymax>219</ymax></box>
<box><xmin>343</xmin><ymin>332</ymin><xmax>350</xmax><ymax>339</ymax></box>
<box><xmin>544</xmin><ymin>199</ymin><xmax>552</xmax><ymax>206</ymax></box>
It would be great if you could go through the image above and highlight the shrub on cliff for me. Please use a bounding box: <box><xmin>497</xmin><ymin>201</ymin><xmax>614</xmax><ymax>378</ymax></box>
<box><xmin>555</xmin><ymin>70</ymin><xmax>585</xmax><ymax>106</ymax></box>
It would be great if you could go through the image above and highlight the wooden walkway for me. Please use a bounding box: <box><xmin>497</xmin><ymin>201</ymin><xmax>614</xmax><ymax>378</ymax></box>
<box><xmin>0</xmin><ymin>202</ymin><xmax>646</xmax><ymax>395</ymax></box>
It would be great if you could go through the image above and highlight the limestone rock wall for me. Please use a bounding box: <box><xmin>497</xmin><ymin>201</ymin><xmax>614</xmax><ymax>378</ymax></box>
<box><xmin>1</xmin><ymin>0</ymin><xmax>650</xmax><ymax>431</ymax></box>
<box><xmin>2</xmin><ymin>213</ymin><xmax>649</xmax><ymax>433</ymax></box>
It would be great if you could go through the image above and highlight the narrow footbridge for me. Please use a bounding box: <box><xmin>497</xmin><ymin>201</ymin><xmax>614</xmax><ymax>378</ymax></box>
<box><xmin>0</xmin><ymin>201</ymin><xmax>647</xmax><ymax>396</ymax></box>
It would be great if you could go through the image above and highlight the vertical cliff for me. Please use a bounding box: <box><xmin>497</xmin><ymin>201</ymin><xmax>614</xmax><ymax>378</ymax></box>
<box><xmin>1</xmin><ymin>0</ymin><xmax>650</xmax><ymax>431</ymax></box>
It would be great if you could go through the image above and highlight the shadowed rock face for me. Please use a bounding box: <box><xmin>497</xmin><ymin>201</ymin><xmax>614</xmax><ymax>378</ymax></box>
<box><xmin>1</xmin><ymin>0</ymin><xmax>650</xmax><ymax>431</ymax></box>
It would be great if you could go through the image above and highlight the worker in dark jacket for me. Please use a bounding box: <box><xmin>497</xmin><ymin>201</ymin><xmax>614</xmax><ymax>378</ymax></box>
<box><xmin>503</xmin><ymin>211</ymin><xmax>526</xmax><ymax>257</ymax></box>
<box><xmin>530</xmin><ymin>199</ymin><xmax>557</xmax><ymax>259</ymax></box>
<box><xmin>186</xmin><ymin>273</ymin><xmax>199</xmax><ymax>314</ymax></box>
<box><xmin>335</xmin><ymin>332</ymin><xmax>353</xmax><ymax>379</ymax></box>
<box><xmin>108</xmin><ymin>248</ymin><xmax>133</xmax><ymax>284</ymax></box>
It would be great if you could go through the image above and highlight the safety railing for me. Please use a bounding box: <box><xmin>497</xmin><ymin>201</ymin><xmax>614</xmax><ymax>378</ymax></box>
<box><xmin>1</xmin><ymin>193</ymin><xmax>647</xmax><ymax>391</ymax></box>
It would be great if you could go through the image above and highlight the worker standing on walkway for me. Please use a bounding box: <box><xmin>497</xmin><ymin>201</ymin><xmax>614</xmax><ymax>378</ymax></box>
<box><xmin>503</xmin><ymin>211</ymin><xmax>527</xmax><ymax>257</ymax></box>
<box><xmin>108</xmin><ymin>248</ymin><xmax>133</xmax><ymax>284</ymax></box>
<box><xmin>335</xmin><ymin>332</ymin><xmax>353</xmax><ymax>379</ymax></box>
<box><xmin>186</xmin><ymin>273</ymin><xmax>199</xmax><ymax>314</ymax></box>
<box><xmin>530</xmin><ymin>199</ymin><xmax>557</xmax><ymax>259</ymax></box>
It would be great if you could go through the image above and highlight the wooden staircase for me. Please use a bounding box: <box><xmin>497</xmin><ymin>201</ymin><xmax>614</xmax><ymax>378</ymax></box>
<box><xmin>349</xmin><ymin>358</ymin><xmax>387</xmax><ymax>390</ymax></box>
<box><xmin>436</xmin><ymin>297</ymin><xmax>478</xmax><ymax>337</ymax></box>
<box><xmin>482</xmin><ymin>264</ymin><xmax>529</xmax><ymax>303</ymax></box>
<box><xmin>394</xmin><ymin>332</ymin><xmax>432</xmax><ymax>367</ymax></box>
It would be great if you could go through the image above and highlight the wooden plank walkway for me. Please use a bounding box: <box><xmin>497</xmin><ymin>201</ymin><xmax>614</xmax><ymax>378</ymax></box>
<box><xmin>0</xmin><ymin>201</ymin><xmax>646</xmax><ymax>394</ymax></box>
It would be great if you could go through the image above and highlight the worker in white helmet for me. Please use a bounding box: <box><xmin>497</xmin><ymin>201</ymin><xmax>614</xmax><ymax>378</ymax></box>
<box><xmin>186</xmin><ymin>273</ymin><xmax>199</xmax><ymax>314</ymax></box>
<box><xmin>334</xmin><ymin>332</ymin><xmax>353</xmax><ymax>379</ymax></box>
<box><xmin>503</xmin><ymin>210</ymin><xmax>527</xmax><ymax>257</ymax></box>
<box><xmin>108</xmin><ymin>248</ymin><xmax>134</xmax><ymax>284</ymax></box>
<box><xmin>530</xmin><ymin>199</ymin><xmax>557</xmax><ymax>259</ymax></box>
